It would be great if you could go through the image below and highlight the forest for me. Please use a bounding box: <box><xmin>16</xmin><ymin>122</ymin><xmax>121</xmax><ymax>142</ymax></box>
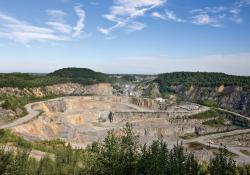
<box><xmin>156</xmin><ymin>72</ymin><xmax>250</xmax><ymax>93</ymax></box>
<box><xmin>0</xmin><ymin>68</ymin><xmax>110</xmax><ymax>88</ymax></box>
<box><xmin>0</xmin><ymin>124</ymin><xmax>249</xmax><ymax>175</ymax></box>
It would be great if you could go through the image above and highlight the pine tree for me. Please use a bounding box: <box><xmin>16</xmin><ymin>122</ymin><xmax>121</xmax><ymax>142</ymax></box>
<box><xmin>0</xmin><ymin>148</ymin><xmax>14</xmax><ymax>174</ymax></box>
<box><xmin>4</xmin><ymin>149</ymin><xmax>31</xmax><ymax>175</ymax></box>
<box><xmin>209</xmin><ymin>147</ymin><xmax>237</xmax><ymax>175</ymax></box>
<box><xmin>137</xmin><ymin>139</ymin><xmax>169</xmax><ymax>175</ymax></box>
<box><xmin>36</xmin><ymin>155</ymin><xmax>55</xmax><ymax>175</ymax></box>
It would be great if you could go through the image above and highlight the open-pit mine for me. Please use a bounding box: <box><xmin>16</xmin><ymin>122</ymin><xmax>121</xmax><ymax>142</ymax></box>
<box><xmin>11</xmin><ymin>96</ymin><xmax>210</xmax><ymax>146</ymax></box>
<box><xmin>2</xmin><ymin>94</ymin><xmax>249</xmax><ymax>164</ymax></box>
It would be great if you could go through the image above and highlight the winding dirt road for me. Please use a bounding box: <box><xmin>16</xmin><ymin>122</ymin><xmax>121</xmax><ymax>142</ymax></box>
<box><xmin>0</xmin><ymin>97</ymin><xmax>64</xmax><ymax>129</ymax></box>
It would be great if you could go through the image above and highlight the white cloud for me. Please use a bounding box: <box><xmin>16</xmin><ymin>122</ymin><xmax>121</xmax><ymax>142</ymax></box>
<box><xmin>98</xmin><ymin>0</ymin><xmax>166</xmax><ymax>35</ymax></box>
<box><xmin>97</xmin><ymin>27</ymin><xmax>111</xmax><ymax>35</ymax></box>
<box><xmin>152</xmin><ymin>12</ymin><xmax>165</xmax><ymax>19</ymax></box>
<box><xmin>238</xmin><ymin>0</ymin><xmax>250</xmax><ymax>6</ymax></box>
<box><xmin>126</xmin><ymin>21</ymin><xmax>146</xmax><ymax>32</ymax></box>
<box><xmin>46</xmin><ymin>9</ymin><xmax>67</xmax><ymax>22</ymax></box>
<box><xmin>189</xmin><ymin>1</ymin><xmax>250</xmax><ymax>27</ymax></box>
<box><xmin>191</xmin><ymin>14</ymin><xmax>222</xmax><ymax>27</ymax></box>
<box><xmin>0</xmin><ymin>5</ymin><xmax>86</xmax><ymax>44</ymax></box>
<box><xmin>152</xmin><ymin>9</ymin><xmax>183</xmax><ymax>22</ymax></box>
<box><xmin>164</xmin><ymin>10</ymin><xmax>183</xmax><ymax>22</ymax></box>
<box><xmin>151</xmin><ymin>1</ymin><xmax>250</xmax><ymax>27</ymax></box>
<box><xmin>73</xmin><ymin>5</ymin><xmax>85</xmax><ymax>37</ymax></box>
<box><xmin>46</xmin><ymin>22</ymin><xmax>72</xmax><ymax>34</ymax></box>
<box><xmin>112</xmin><ymin>0</ymin><xmax>166</xmax><ymax>17</ymax></box>
<box><xmin>0</xmin><ymin>13</ymin><xmax>67</xmax><ymax>44</ymax></box>
<box><xmin>190</xmin><ymin>6</ymin><xmax>227</xmax><ymax>14</ymax></box>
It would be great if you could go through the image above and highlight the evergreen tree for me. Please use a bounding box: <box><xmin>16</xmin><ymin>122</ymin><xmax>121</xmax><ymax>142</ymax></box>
<box><xmin>84</xmin><ymin>123</ymin><xmax>140</xmax><ymax>175</ymax></box>
<box><xmin>0</xmin><ymin>148</ymin><xmax>14</xmax><ymax>174</ymax></box>
<box><xmin>137</xmin><ymin>139</ymin><xmax>169</xmax><ymax>175</ymax></box>
<box><xmin>4</xmin><ymin>149</ymin><xmax>31</xmax><ymax>175</ymax></box>
<box><xmin>36</xmin><ymin>155</ymin><xmax>55</xmax><ymax>175</ymax></box>
<box><xmin>209</xmin><ymin>147</ymin><xmax>237</xmax><ymax>175</ymax></box>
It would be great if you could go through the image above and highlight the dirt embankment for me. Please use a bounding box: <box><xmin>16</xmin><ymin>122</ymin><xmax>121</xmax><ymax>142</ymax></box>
<box><xmin>0</xmin><ymin>83</ymin><xmax>113</xmax><ymax>97</ymax></box>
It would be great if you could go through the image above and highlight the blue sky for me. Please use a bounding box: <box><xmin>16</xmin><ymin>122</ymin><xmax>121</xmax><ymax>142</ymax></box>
<box><xmin>0</xmin><ymin>0</ymin><xmax>250</xmax><ymax>75</ymax></box>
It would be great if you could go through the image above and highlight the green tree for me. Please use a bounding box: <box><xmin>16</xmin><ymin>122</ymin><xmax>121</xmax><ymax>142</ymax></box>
<box><xmin>84</xmin><ymin>123</ymin><xmax>140</xmax><ymax>175</ymax></box>
<box><xmin>0</xmin><ymin>148</ymin><xmax>14</xmax><ymax>174</ymax></box>
<box><xmin>168</xmin><ymin>142</ymin><xmax>199</xmax><ymax>175</ymax></box>
<box><xmin>237</xmin><ymin>164</ymin><xmax>250</xmax><ymax>175</ymax></box>
<box><xmin>4</xmin><ymin>149</ymin><xmax>31</xmax><ymax>175</ymax></box>
<box><xmin>137</xmin><ymin>139</ymin><xmax>169</xmax><ymax>175</ymax></box>
<box><xmin>36</xmin><ymin>155</ymin><xmax>55</xmax><ymax>175</ymax></box>
<box><xmin>209</xmin><ymin>147</ymin><xmax>237</xmax><ymax>175</ymax></box>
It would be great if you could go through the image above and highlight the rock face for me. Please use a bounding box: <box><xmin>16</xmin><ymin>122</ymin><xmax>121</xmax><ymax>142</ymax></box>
<box><xmin>173</xmin><ymin>85</ymin><xmax>250</xmax><ymax>117</ymax></box>
<box><xmin>0</xmin><ymin>83</ymin><xmax>113</xmax><ymax>97</ymax></box>
<box><xmin>0</xmin><ymin>107</ymin><xmax>17</xmax><ymax>125</ymax></box>
<box><xmin>45</xmin><ymin>83</ymin><xmax>113</xmax><ymax>96</ymax></box>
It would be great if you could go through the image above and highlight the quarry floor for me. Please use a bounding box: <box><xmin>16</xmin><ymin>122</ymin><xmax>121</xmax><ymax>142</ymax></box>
<box><xmin>0</xmin><ymin>95</ymin><xmax>249</xmax><ymax>164</ymax></box>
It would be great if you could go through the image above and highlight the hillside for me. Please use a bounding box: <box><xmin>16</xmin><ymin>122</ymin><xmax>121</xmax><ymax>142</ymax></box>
<box><xmin>0</xmin><ymin>68</ymin><xmax>110</xmax><ymax>88</ymax></box>
<box><xmin>156</xmin><ymin>72</ymin><xmax>250</xmax><ymax>93</ymax></box>
<box><xmin>1</xmin><ymin>69</ymin><xmax>250</xmax><ymax>117</ymax></box>
<box><xmin>155</xmin><ymin>72</ymin><xmax>250</xmax><ymax>116</ymax></box>
<box><xmin>49</xmin><ymin>67</ymin><xmax>109</xmax><ymax>82</ymax></box>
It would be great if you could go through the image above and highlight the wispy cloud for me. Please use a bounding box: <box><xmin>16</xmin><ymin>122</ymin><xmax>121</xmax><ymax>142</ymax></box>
<box><xmin>152</xmin><ymin>0</ymin><xmax>250</xmax><ymax>27</ymax></box>
<box><xmin>191</xmin><ymin>14</ymin><xmax>223</xmax><ymax>27</ymax></box>
<box><xmin>0</xmin><ymin>5</ymin><xmax>86</xmax><ymax>44</ymax></box>
<box><xmin>73</xmin><ymin>4</ymin><xmax>85</xmax><ymax>37</ymax></box>
<box><xmin>152</xmin><ymin>9</ymin><xmax>183</xmax><ymax>22</ymax></box>
<box><xmin>46</xmin><ymin>9</ymin><xmax>67</xmax><ymax>22</ymax></box>
<box><xmin>46</xmin><ymin>22</ymin><xmax>72</xmax><ymax>34</ymax></box>
<box><xmin>125</xmin><ymin>21</ymin><xmax>146</xmax><ymax>32</ymax></box>
<box><xmin>98</xmin><ymin>0</ymin><xmax>166</xmax><ymax>35</ymax></box>
<box><xmin>189</xmin><ymin>1</ymin><xmax>250</xmax><ymax>27</ymax></box>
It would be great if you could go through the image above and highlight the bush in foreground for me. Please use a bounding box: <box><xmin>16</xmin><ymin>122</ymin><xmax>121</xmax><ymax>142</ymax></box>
<box><xmin>0</xmin><ymin>124</ymin><xmax>249</xmax><ymax>175</ymax></box>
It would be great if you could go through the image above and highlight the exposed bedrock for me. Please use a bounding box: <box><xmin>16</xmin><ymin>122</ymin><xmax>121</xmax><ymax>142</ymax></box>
<box><xmin>174</xmin><ymin>85</ymin><xmax>250</xmax><ymax>117</ymax></box>
<box><xmin>0</xmin><ymin>83</ymin><xmax>113</xmax><ymax>97</ymax></box>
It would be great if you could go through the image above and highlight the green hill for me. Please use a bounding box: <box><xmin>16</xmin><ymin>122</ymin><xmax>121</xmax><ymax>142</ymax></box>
<box><xmin>0</xmin><ymin>68</ymin><xmax>110</xmax><ymax>88</ymax></box>
<box><xmin>49</xmin><ymin>67</ymin><xmax>109</xmax><ymax>82</ymax></box>
<box><xmin>156</xmin><ymin>72</ymin><xmax>250</xmax><ymax>93</ymax></box>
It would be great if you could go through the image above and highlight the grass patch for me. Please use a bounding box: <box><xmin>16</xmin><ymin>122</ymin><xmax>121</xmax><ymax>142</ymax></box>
<box><xmin>0</xmin><ymin>95</ymin><xmax>62</xmax><ymax>118</ymax></box>
<box><xmin>202</xmin><ymin>118</ymin><xmax>227</xmax><ymax>127</ymax></box>
<box><xmin>0</xmin><ymin>129</ymin><xmax>32</xmax><ymax>149</ymax></box>
<box><xmin>0</xmin><ymin>129</ymin><xmax>68</xmax><ymax>154</ymax></box>
<box><xmin>179</xmin><ymin>133</ymin><xmax>197</xmax><ymax>139</ymax></box>
<box><xmin>190</xmin><ymin>109</ymin><xmax>223</xmax><ymax>119</ymax></box>
<box><xmin>32</xmin><ymin>139</ymin><xmax>67</xmax><ymax>153</ymax></box>
<box><xmin>196</xmin><ymin>99</ymin><xmax>218</xmax><ymax>107</ymax></box>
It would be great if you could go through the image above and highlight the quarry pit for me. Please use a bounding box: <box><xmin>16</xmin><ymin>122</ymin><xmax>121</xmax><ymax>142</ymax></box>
<box><xmin>8</xmin><ymin>96</ymin><xmax>214</xmax><ymax>148</ymax></box>
<box><xmin>7</xmin><ymin>95</ymin><xmax>250</xmax><ymax>163</ymax></box>
<box><xmin>10</xmin><ymin>96</ymin><xmax>211</xmax><ymax>147</ymax></box>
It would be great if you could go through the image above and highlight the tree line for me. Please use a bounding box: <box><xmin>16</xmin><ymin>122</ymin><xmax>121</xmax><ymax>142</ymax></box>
<box><xmin>156</xmin><ymin>72</ymin><xmax>250</xmax><ymax>93</ymax></box>
<box><xmin>0</xmin><ymin>68</ymin><xmax>111</xmax><ymax>88</ymax></box>
<box><xmin>0</xmin><ymin>124</ymin><xmax>250</xmax><ymax>175</ymax></box>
